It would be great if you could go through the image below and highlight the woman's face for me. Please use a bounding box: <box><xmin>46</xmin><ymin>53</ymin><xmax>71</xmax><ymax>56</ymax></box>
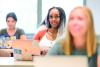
<box><xmin>49</xmin><ymin>8</ymin><xmax>60</xmax><ymax>29</ymax></box>
<box><xmin>68</xmin><ymin>9</ymin><xmax>88</xmax><ymax>37</ymax></box>
<box><xmin>7</xmin><ymin>17</ymin><xmax>16</xmax><ymax>29</ymax></box>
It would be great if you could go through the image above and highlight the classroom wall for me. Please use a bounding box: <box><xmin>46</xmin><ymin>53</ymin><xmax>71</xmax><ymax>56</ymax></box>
<box><xmin>86</xmin><ymin>0</ymin><xmax>100</xmax><ymax>35</ymax></box>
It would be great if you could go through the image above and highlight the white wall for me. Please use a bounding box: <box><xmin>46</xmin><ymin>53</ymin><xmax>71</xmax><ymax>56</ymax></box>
<box><xmin>42</xmin><ymin>0</ymin><xmax>84</xmax><ymax>22</ymax></box>
<box><xmin>0</xmin><ymin>0</ymin><xmax>37</xmax><ymax>33</ymax></box>
<box><xmin>86</xmin><ymin>0</ymin><xmax>100</xmax><ymax>35</ymax></box>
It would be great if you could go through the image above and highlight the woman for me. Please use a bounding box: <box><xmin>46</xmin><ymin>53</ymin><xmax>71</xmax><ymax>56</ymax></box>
<box><xmin>34</xmin><ymin>7</ymin><xmax>66</xmax><ymax>55</ymax></box>
<box><xmin>0</xmin><ymin>12</ymin><xmax>26</xmax><ymax>40</ymax></box>
<box><xmin>48</xmin><ymin>6</ymin><xmax>100</xmax><ymax>67</ymax></box>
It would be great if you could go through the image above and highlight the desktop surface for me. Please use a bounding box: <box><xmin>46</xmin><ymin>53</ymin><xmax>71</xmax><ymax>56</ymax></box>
<box><xmin>0</xmin><ymin>56</ymin><xmax>88</xmax><ymax>67</ymax></box>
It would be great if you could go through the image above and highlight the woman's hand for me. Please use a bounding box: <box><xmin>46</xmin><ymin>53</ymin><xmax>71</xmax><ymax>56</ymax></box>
<box><xmin>40</xmin><ymin>46</ymin><xmax>50</xmax><ymax>55</ymax></box>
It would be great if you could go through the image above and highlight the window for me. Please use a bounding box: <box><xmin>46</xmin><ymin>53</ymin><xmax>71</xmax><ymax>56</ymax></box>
<box><xmin>0</xmin><ymin>0</ymin><xmax>84</xmax><ymax>34</ymax></box>
<box><xmin>0</xmin><ymin>0</ymin><xmax>37</xmax><ymax>33</ymax></box>
<box><xmin>42</xmin><ymin>0</ymin><xmax>84</xmax><ymax>22</ymax></box>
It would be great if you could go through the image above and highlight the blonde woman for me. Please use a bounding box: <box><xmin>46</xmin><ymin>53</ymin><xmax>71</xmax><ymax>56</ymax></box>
<box><xmin>48</xmin><ymin>6</ymin><xmax>100</xmax><ymax>67</ymax></box>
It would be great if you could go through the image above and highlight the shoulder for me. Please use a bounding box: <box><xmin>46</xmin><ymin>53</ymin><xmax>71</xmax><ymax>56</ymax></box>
<box><xmin>38</xmin><ymin>29</ymin><xmax>47</xmax><ymax>35</ymax></box>
<box><xmin>34</xmin><ymin>29</ymin><xmax>47</xmax><ymax>40</ymax></box>
<box><xmin>16</xmin><ymin>28</ymin><xmax>25</xmax><ymax>34</ymax></box>
<box><xmin>0</xmin><ymin>28</ymin><xmax>7</xmax><ymax>34</ymax></box>
<box><xmin>16</xmin><ymin>28</ymin><xmax>24</xmax><ymax>32</ymax></box>
<box><xmin>37</xmin><ymin>25</ymin><xmax>47</xmax><ymax>32</ymax></box>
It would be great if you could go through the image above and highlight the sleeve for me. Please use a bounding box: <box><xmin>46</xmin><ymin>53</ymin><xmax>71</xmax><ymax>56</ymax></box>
<box><xmin>34</xmin><ymin>30</ymin><xmax>46</xmax><ymax>41</ymax></box>
<box><xmin>0</xmin><ymin>30</ymin><xmax>2</xmax><ymax>34</ymax></box>
<box><xmin>0</xmin><ymin>29</ymin><xmax>7</xmax><ymax>36</ymax></box>
<box><xmin>47</xmin><ymin>42</ymin><xmax>64</xmax><ymax>55</ymax></box>
<box><xmin>0</xmin><ymin>30</ymin><xmax>2</xmax><ymax>36</ymax></box>
<box><xmin>34</xmin><ymin>31</ymin><xmax>41</xmax><ymax>41</ymax></box>
<box><xmin>0</xmin><ymin>29</ymin><xmax>6</xmax><ymax>34</ymax></box>
<box><xmin>17</xmin><ymin>28</ymin><xmax>25</xmax><ymax>35</ymax></box>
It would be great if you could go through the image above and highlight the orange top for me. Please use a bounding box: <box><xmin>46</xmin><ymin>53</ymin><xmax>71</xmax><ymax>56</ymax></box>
<box><xmin>34</xmin><ymin>30</ymin><xmax>47</xmax><ymax>41</ymax></box>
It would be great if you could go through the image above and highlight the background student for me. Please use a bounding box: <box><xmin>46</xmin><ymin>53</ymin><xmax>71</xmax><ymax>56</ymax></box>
<box><xmin>0</xmin><ymin>12</ymin><xmax>26</xmax><ymax>40</ymax></box>
<box><xmin>34</xmin><ymin>7</ymin><xmax>66</xmax><ymax>55</ymax></box>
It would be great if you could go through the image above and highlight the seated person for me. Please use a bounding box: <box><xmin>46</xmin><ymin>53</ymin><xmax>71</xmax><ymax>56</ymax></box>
<box><xmin>34</xmin><ymin>7</ymin><xmax>66</xmax><ymax>55</ymax></box>
<box><xmin>0</xmin><ymin>12</ymin><xmax>26</xmax><ymax>40</ymax></box>
<box><xmin>48</xmin><ymin>6</ymin><xmax>100</xmax><ymax>67</ymax></box>
<box><xmin>0</xmin><ymin>12</ymin><xmax>26</xmax><ymax>57</ymax></box>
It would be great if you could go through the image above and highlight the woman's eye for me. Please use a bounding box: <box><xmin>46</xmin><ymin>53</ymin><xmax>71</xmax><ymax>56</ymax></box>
<box><xmin>70</xmin><ymin>17</ymin><xmax>74</xmax><ymax>20</ymax></box>
<box><xmin>49</xmin><ymin>16</ymin><xmax>53</xmax><ymax>18</ymax></box>
<box><xmin>7</xmin><ymin>20</ymin><xmax>10</xmax><ymax>22</ymax></box>
<box><xmin>49</xmin><ymin>15</ymin><xmax>60</xmax><ymax>19</ymax></box>
<box><xmin>55</xmin><ymin>16</ymin><xmax>60</xmax><ymax>18</ymax></box>
<box><xmin>78</xmin><ymin>17</ymin><xmax>83</xmax><ymax>20</ymax></box>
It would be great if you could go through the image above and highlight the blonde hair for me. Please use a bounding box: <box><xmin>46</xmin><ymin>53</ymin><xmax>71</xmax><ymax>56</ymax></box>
<box><xmin>63</xmin><ymin>6</ymin><xmax>96</xmax><ymax>57</ymax></box>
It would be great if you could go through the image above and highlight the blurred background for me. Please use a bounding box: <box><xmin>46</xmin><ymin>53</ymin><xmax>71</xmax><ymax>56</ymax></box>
<box><xmin>0</xmin><ymin>0</ymin><xmax>99</xmax><ymax>39</ymax></box>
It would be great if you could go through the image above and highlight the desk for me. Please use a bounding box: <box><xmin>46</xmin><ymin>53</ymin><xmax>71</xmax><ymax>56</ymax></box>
<box><xmin>0</xmin><ymin>57</ymin><xmax>34</xmax><ymax>67</ymax></box>
<box><xmin>34</xmin><ymin>56</ymin><xmax>88</xmax><ymax>67</ymax></box>
<box><xmin>0</xmin><ymin>56</ymin><xmax>88</xmax><ymax>67</ymax></box>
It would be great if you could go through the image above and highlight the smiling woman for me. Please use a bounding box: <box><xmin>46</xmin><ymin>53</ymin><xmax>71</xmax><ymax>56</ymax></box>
<box><xmin>34</xmin><ymin>7</ymin><xmax>66</xmax><ymax>55</ymax></box>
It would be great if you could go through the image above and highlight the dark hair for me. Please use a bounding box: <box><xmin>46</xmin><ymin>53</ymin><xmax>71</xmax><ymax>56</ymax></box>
<box><xmin>44</xmin><ymin>7</ymin><xmax>66</xmax><ymax>28</ymax></box>
<box><xmin>6</xmin><ymin>12</ymin><xmax>17</xmax><ymax>22</ymax></box>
